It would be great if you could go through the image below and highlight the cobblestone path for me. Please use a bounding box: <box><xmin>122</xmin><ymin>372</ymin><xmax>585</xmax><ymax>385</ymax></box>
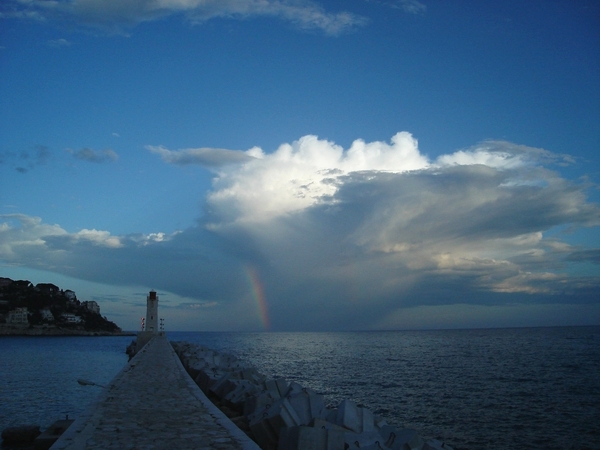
<box><xmin>51</xmin><ymin>336</ymin><xmax>260</xmax><ymax>450</ymax></box>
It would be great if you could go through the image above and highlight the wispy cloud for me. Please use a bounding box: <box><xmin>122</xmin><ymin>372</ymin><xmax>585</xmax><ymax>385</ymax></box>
<box><xmin>0</xmin><ymin>146</ymin><xmax>51</xmax><ymax>173</ymax></box>
<box><xmin>47</xmin><ymin>38</ymin><xmax>71</xmax><ymax>47</ymax></box>
<box><xmin>2</xmin><ymin>133</ymin><xmax>599</xmax><ymax>330</ymax></box>
<box><xmin>68</xmin><ymin>148</ymin><xmax>118</xmax><ymax>163</ymax></box>
<box><xmin>397</xmin><ymin>0</ymin><xmax>426</xmax><ymax>15</ymax></box>
<box><xmin>370</xmin><ymin>0</ymin><xmax>426</xmax><ymax>15</ymax></box>
<box><xmin>0</xmin><ymin>0</ymin><xmax>368</xmax><ymax>36</ymax></box>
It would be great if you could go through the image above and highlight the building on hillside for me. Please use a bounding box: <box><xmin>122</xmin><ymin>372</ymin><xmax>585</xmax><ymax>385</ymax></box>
<box><xmin>61</xmin><ymin>313</ymin><xmax>83</xmax><ymax>324</ymax></box>
<box><xmin>41</xmin><ymin>309</ymin><xmax>54</xmax><ymax>322</ymax></box>
<box><xmin>7</xmin><ymin>307</ymin><xmax>29</xmax><ymax>324</ymax></box>
<box><xmin>82</xmin><ymin>301</ymin><xmax>100</xmax><ymax>314</ymax></box>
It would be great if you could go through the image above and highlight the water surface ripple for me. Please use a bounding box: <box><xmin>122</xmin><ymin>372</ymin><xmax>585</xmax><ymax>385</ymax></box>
<box><xmin>171</xmin><ymin>327</ymin><xmax>600</xmax><ymax>450</ymax></box>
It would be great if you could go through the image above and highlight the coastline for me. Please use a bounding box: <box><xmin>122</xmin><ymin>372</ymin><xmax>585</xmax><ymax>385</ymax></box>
<box><xmin>0</xmin><ymin>325</ymin><xmax>135</xmax><ymax>337</ymax></box>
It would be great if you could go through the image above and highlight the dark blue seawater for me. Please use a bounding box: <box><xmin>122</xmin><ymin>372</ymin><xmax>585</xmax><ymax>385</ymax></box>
<box><xmin>2</xmin><ymin>327</ymin><xmax>599</xmax><ymax>450</ymax></box>
<box><xmin>0</xmin><ymin>336</ymin><xmax>132</xmax><ymax>431</ymax></box>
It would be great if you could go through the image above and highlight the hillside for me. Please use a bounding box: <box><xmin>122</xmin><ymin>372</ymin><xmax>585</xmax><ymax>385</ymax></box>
<box><xmin>0</xmin><ymin>277</ymin><xmax>127</xmax><ymax>335</ymax></box>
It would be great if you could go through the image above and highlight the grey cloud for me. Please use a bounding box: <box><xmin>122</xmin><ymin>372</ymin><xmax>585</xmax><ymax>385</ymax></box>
<box><xmin>69</xmin><ymin>148</ymin><xmax>119</xmax><ymax>163</ymax></box>
<box><xmin>34</xmin><ymin>226</ymin><xmax>245</xmax><ymax>304</ymax></box>
<box><xmin>0</xmin><ymin>0</ymin><xmax>367</xmax><ymax>36</ymax></box>
<box><xmin>0</xmin><ymin>146</ymin><xmax>51</xmax><ymax>173</ymax></box>
<box><xmin>328</xmin><ymin>166</ymin><xmax>599</xmax><ymax>251</ymax></box>
<box><xmin>146</xmin><ymin>145</ymin><xmax>255</xmax><ymax>167</ymax></box>
<box><xmin>566</xmin><ymin>249</ymin><xmax>600</xmax><ymax>264</ymax></box>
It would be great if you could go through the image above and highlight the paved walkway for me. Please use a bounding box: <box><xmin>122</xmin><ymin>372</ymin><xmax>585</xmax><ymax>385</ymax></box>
<box><xmin>51</xmin><ymin>336</ymin><xmax>260</xmax><ymax>450</ymax></box>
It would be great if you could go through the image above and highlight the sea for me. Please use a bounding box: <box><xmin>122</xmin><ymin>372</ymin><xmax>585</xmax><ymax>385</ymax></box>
<box><xmin>1</xmin><ymin>326</ymin><xmax>599</xmax><ymax>450</ymax></box>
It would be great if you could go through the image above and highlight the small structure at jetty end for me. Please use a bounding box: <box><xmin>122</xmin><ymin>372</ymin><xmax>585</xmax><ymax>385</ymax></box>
<box><xmin>145</xmin><ymin>290</ymin><xmax>159</xmax><ymax>333</ymax></box>
<box><xmin>134</xmin><ymin>290</ymin><xmax>164</xmax><ymax>353</ymax></box>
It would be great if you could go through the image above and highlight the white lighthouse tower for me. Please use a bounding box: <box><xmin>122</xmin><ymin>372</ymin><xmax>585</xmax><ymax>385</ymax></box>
<box><xmin>145</xmin><ymin>290</ymin><xmax>159</xmax><ymax>333</ymax></box>
<box><xmin>133</xmin><ymin>290</ymin><xmax>163</xmax><ymax>355</ymax></box>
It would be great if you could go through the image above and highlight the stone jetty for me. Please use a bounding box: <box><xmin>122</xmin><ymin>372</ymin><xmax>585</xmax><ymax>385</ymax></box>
<box><xmin>50</xmin><ymin>335</ymin><xmax>260</xmax><ymax>450</ymax></box>
<box><xmin>45</xmin><ymin>285</ymin><xmax>455</xmax><ymax>450</ymax></box>
<box><xmin>173</xmin><ymin>341</ymin><xmax>455</xmax><ymax>450</ymax></box>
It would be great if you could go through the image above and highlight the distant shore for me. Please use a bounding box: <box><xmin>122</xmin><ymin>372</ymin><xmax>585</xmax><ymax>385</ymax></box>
<box><xmin>0</xmin><ymin>325</ymin><xmax>135</xmax><ymax>337</ymax></box>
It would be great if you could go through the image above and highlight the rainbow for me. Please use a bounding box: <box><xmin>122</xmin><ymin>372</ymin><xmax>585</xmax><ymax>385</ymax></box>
<box><xmin>246</xmin><ymin>266</ymin><xmax>270</xmax><ymax>330</ymax></box>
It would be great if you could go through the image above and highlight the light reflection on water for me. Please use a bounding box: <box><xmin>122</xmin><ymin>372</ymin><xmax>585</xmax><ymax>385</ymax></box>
<box><xmin>1</xmin><ymin>328</ymin><xmax>598</xmax><ymax>450</ymax></box>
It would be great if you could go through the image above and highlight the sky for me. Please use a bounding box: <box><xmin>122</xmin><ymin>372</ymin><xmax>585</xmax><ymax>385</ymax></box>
<box><xmin>1</xmin><ymin>0</ymin><xmax>599</xmax><ymax>332</ymax></box>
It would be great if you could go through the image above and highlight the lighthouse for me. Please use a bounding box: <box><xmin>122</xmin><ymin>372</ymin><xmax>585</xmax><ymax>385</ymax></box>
<box><xmin>145</xmin><ymin>290</ymin><xmax>159</xmax><ymax>333</ymax></box>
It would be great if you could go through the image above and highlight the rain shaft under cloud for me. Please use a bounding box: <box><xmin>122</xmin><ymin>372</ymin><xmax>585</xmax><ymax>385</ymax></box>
<box><xmin>1</xmin><ymin>132</ymin><xmax>599</xmax><ymax>330</ymax></box>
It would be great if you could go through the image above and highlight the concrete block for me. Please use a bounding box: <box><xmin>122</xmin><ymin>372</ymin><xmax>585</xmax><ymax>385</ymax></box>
<box><xmin>287</xmin><ymin>391</ymin><xmax>327</xmax><ymax>425</ymax></box>
<box><xmin>335</xmin><ymin>399</ymin><xmax>375</xmax><ymax>433</ymax></box>
<box><xmin>211</xmin><ymin>369</ymin><xmax>263</xmax><ymax>398</ymax></box>
<box><xmin>309</xmin><ymin>418</ymin><xmax>347</xmax><ymax>433</ymax></box>
<box><xmin>378</xmin><ymin>427</ymin><xmax>424</xmax><ymax>450</ymax></box>
<box><xmin>374</xmin><ymin>415</ymin><xmax>389</xmax><ymax>430</ymax></box>
<box><xmin>325</xmin><ymin>408</ymin><xmax>338</xmax><ymax>424</ymax></box>
<box><xmin>423</xmin><ymin>440</ymin><xmax>444</xmax><ymax>450</ymax></box>
<box><xmin>213</xmin><ymin>353</ymin><xmax>240</xmax><ymax>369</ymax></box>
<box><xmin>284</xmin><ymin>381</ymin><xmax>305</xmax><ymax>397</ymax></box>
<box><xmin>235</xmin><ymin>367</ymin><xmax>266</xmax><ymax>384</ymax></box>
<box><xmin>244</xmin><ymin>391</ymin><xmax>280</xmax><ymax>418</ymax></box>
<box><xmin>343</xmin><ymin>430</ymin><xmax>386</xmax><ymax>450</ymax></box>
<box><xmin>249</xmin><ymin>396</ymin><xmax>308</xmax><ymax>446</ymax></box>
<box><xmin>210</xmin><ymin>372</ymin><xmax>242</xmax><ymax>398</ymax></box>
<box><xmin>278</xmin><ymin>426</ymin><xmax>345</xmax><ymax>450</ymax></box>
<box><xmin>224</xmin><ymin>380</ymin><xmax>260</xmax><ymax>408</ymax></box>
<box><xmin>260</xmin><ymin>378</ymin><xmax>288</xmax><ymax>399</ymax></box>
<box><xmin>186</xmin><ymin>358</ymin><xmax>207</xmax><ymax>379</ymax></box>
<box><xmin>194</xmin><ymin>368</ymin><xmax>225</xmax><ymax>393</ymax></box>
<box><xmin>249</xmin><ymin>415</ymin><xmax>279</xmax><ymax>450</ymax></box>
<box><xmin>266</xmin><ymin>398</ymin><xmax>304</xmax><ymax>435</ymax></box>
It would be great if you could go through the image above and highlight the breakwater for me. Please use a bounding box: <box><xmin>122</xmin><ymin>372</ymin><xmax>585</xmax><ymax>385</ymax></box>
<box><xmin>172</xmin><ymin>340</ymin><xmax>454</xmax><ymax>450</ymax></box>
<box><xmin>50</xmin><ymin>336</ymin><xmax>260</xmax><ymax>449</ymax></box>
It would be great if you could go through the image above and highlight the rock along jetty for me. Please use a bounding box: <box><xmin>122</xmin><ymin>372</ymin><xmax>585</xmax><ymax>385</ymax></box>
<box><xmin>172</xmin><ymin>341</ymin><xmax>455</xmax><ymax>450</ymax></box>
<box><xmin>50</xmin><ymin>335</ymin><xmax>259</xmax><ymax>450</ymax></box>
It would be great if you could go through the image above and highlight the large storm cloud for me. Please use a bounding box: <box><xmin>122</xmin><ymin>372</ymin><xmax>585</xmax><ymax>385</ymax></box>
<box><xmin>1</xmin><ymin>132</ymin><xmax>599</xmax><ymax>330</ymax></box>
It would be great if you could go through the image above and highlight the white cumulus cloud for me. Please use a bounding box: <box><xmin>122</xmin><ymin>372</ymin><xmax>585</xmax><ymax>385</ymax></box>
<box><xmin>206</xmin><ymin>132</ymin><xmax>429</xmax><ymax>224</ymax></box>
<box><xmin>73</xmin><ymin>229</ymin><xmax>123</xmax><ymax>248</ymax></box>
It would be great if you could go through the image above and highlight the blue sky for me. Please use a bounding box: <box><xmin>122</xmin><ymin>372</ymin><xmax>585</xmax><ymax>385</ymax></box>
<box><xmin>1</xmin><ymin>0</ymin><xmax>599</xmax><ymax>331</ymax></box>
